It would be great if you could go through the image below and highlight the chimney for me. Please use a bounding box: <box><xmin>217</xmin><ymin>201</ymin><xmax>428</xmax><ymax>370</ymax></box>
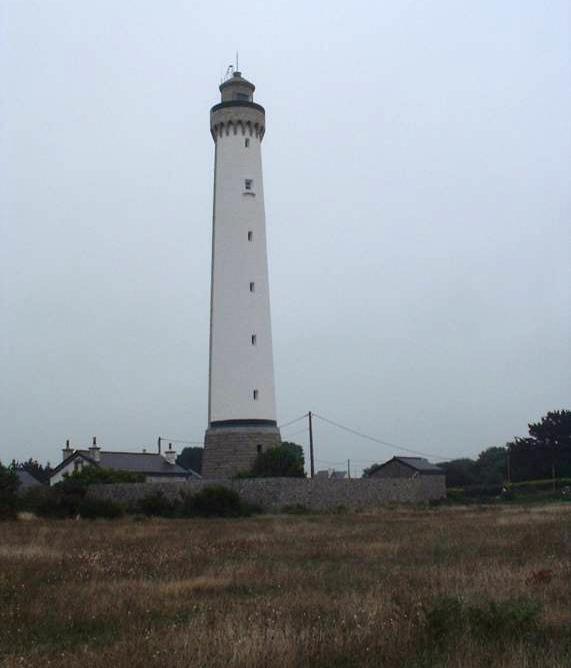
<box><xmin>163</xmin><ymin>443</ymin><xmax>176</xmax><ymax>465</ymax></box>
<box><xmin>62</xmin><ymin>439</ymin><xmax>73</xmax><ymax>462</ymax></box>
<box><xmin>89</xmin><ymin>436</ymin><xmax>101</xmax><ymax>463</ymax></box>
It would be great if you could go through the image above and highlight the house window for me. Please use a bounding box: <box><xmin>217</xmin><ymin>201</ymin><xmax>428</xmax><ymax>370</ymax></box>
<box><xmin>251</xmin><ymin>334</ymin><xmax>257</xmax><ymax>345</ymax></box>
<box><xmin>249</xmin><ymin>281</ymin><xmax>255</xmax><ymax>292</ymax></box>
<box><xmin>253</xmin><ymin>389</ymin><xmax>259</xmax><ymax>400</ymax></box>
<box><xmin>245</xmin><ymin>179</ymin><xmax>253</xmax><ymax>191</ymax></box>
<box><xmin>256</xmin><ymin>444</ymin><xmax>262</xmax><ymax>454</ymax></box>
<box><xmin>73</xmin><ymin>460</ymin><xmax>81</xmax><ymax>472</ymax></box>
<box><xmin>247</xmin><ymin>230</ymin><xmax>253</xmax><ymax>241</ymax></box>
<box><xmin>245</xmin><ymin>138</ymin><xmax>250</xmax><ymax>148</ymax></box>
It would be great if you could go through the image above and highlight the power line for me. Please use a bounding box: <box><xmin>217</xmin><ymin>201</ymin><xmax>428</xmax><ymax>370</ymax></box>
<box><xmin>282</xmin><ymin>426</ymin><xmax>308</xmax><ymax>439</ymax></box>
<box><xmin>311</xmin><ymin>413</ymin><xmax>448</xmax><ymax>461</ymax></box>
<box><xmin>159</xmin><ymin>437</ymin><xmax>204</xmax><ymax>446</ymax></box>
<box><xmin>278</xmin><ymin>414</ymin><xmax>308</xmax><ymax>430</ymax></box>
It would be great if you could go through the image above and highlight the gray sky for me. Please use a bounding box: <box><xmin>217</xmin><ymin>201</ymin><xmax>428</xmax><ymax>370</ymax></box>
<box><xmin>1</xmin><ymin>0</ymin><xmax>569</xmax><ymax>474</ymax></box>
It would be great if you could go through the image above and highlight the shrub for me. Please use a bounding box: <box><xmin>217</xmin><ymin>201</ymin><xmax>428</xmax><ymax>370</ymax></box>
<box><xmin>424</xmin><ymin>596</ymin><xmax>541</xmax><ymax>647</ymax></box>
<box><xmin>78</xmin><ymin>497</ymin><xmax>124</xmax><ymax>520</ymax></box>
<box><xmin>249</xmin><ymin>443</ymin><xmax>305</xmax><ymax>478</ymax></box>
<box><xmin>21</xmin><ymin>486</ymin><xmax>72</xmax><ymax>519</ymax></box>
<box><xmin>281</xmin><ymin>503</ymin><xmax>310</xmax><ymax>515</ymax></box>
<box><xmin>181</xmin><ymin>486</ymin><xmax>254</xmax><ymax>518</ymax></box>
<box><xmin>22</xmin><ymin>467</ymin><xmax>146</xmax><ymax>519</ymax></box>
<box><xmin>137</xmin><ymin>491</ymin><xmax>177</xmax><ymax>517</ymax></box>
<box><xmin>468</xmin><ymin>598</ymin><xmax>540</xmax><ymax>640</ymax></box>
<box><xmin>0</xmin><ymin>462</ymin><xmax>20</xmax><ymax>520</ymax></box>
<box><xmin>61</xmin><ymin>467</ymin><xmax>145</xmax><ymax>487</ymax></box>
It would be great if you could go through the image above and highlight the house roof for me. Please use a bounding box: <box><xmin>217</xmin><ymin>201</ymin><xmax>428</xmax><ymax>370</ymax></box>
<box><xmin>50</xmin><ymin>450</ymin><xmax>199</xmax><ymax>478</ymax></box>
<box><xmin>16</xmin><ymin>469</ymin><xmax>43</xmax><ymax>488</ymax></box>
<box><xmin>381</xmin><ymin>456</ymin><xmax>443</xmax><ymax>475</ymax></box>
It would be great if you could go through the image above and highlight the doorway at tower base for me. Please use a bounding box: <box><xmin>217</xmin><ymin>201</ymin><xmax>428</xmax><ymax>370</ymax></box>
<box><xmin>202</xmin><ymin>422</ymin><xmax>282</xmax><ymax>479</ymax></box>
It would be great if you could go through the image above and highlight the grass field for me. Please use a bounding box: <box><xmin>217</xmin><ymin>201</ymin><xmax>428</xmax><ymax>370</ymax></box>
<box><xmin>1</xmin><ymin>504</ymin><xmax>571</xmax><ymax>667</ymax></box>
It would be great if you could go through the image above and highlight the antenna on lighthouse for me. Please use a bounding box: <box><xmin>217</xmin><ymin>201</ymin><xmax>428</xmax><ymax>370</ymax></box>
<box><xmin>236</xmin><ymin>51</ymin><xmax>239</xmax><ymax>72</ymax></box>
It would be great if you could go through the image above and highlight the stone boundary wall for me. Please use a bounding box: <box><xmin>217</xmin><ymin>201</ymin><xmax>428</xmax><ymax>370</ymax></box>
<box><xmin>88</xmin><ymin>476</ymin><xmax>445</xmax><ymax>512</ymax></box>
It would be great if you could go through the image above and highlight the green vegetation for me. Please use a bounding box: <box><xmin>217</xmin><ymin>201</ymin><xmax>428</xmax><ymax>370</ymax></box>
<box><xmin>137</xmin><ymin>486</ymin><xmax>259</xmax><ymax>518</ymax></box>
<box><xmin>181</xmin><ymin>485</ymin><xmax>255</xmax><ymax>517</ymax></box>
<box><xmin>18</xmin><ymin>467</ymin><xmax>142</xmax><ymax>519</ymax></box>
<box><xmin>136</xmin><ymin>490</ymin><xmax>178</xmax><ymax>518</ymax></box>
<box><xmin>0</xmin><ymin>461</ymin><xmax>20</xmax><ymax>520</ymax></box>
<box><xmin>424</xmin><ymin>595</ymin><xmax>541</xmax><ymax>647</ymax></box>
<box><xmin>248</xmin><ymin>442</ymin><xmax>305</xmax><ymax>478</ymax></box>
<box><xmin>176</xmin><ymin>446</ymin><xmax>203</xmax><ymax>474</ymax></box>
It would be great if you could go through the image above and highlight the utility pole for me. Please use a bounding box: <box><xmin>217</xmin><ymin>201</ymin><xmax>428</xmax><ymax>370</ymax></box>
<box><xmin>308</xmin><ymin>411</ymin><xmax>315</xmax><ymax>478</ymax></box>
<box><xmin>506</xmin><ymin>449</ymin><xmax>511</xmax><ymax>484</ymax></box>
<box><xmin>347</xmin><ymin>459</ymin><xmax>351</xmax><ymax>479</ymax></box>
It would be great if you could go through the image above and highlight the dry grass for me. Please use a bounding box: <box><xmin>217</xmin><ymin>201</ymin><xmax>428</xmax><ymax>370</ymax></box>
<box><xmin>1</xmin><ymin>504</ymin><xmax>571</xmax><ymax>667</ymax></box>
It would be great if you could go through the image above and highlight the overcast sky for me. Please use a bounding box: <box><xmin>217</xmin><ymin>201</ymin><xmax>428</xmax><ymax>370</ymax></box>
<box><xmin>1</xmin><ymin>0</ymin><xmax>569</xmax><ymax>474</ymax></box>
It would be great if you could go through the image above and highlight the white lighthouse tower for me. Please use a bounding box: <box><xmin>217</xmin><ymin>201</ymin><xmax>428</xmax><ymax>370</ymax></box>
<box><xmin>202</xmin><ymin>70</ymin><xmax>281</xmax><ymax>478</ymax></box>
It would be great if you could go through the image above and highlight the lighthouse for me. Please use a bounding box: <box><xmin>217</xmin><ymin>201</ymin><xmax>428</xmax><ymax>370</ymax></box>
<box><xmin>202</xmin><ymin>70</ymin><xmax>281</xmax><ymax>478</ymax></box>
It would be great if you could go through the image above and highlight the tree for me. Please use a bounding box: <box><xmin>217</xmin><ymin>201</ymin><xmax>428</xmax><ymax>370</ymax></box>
<box><xmin>176</xmin><ymin>447</ymin><xmax>203</xmax><ymax>475</ymax></box>
<box><xmin>13</xmin><ymin>458</ymin><xmax>52</xmax><ymax>484</ymax></box>
<box><xmin>438</xmin><ymin>458</ymin><xmax>479</xmax><ymax>487</ymax></box>
<box><xmin>474</xmin><ymin>447</ymin><xmax>507</xmax><ymax>486</ymax></box>
<box><xmin>249</xmin><ymin>442</ymin><xmax>305</xmax><ymax>478</ymax></box>
<box><xmin>509</xmin><ymin>410</ymin><xmax>571</xmax><ymax>482</ymax></box>
<box><xmin>362</xmin><ymin>463</ymin><xmax>383</xmax><ymax>478</ymax></box>
<box><xmin>0</xmin><ymin>461</ymin><xmax>21</xmax><ymax>519</ymax></box>
<box><xmin>528</xmin><ymin>410</ymin><xmax>571</xmax><ymax>448</ymax></box>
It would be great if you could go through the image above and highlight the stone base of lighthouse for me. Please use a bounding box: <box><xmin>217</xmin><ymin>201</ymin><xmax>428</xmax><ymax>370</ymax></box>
<box><xmin>202</xmin><ymin>422</ymin><xmax>281</xmax><ymax>479</ymax></box>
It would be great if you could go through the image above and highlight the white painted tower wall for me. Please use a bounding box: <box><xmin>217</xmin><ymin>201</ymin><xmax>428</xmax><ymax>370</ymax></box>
<box><xmin>209</xmin><ymin>125</ymin><xmax>277</xmax><ymax>423</ymax></box>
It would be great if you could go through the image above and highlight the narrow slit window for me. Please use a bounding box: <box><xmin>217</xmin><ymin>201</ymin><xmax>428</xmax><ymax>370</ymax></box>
<box><xmin>251</xmin><ymin>334</ymin><xmax>257</xmax><ymax>345</ymax></box>
<box><xmin>245</xmin><ymin>179</ymin><xmax>253</xmax><ymax>191</ymax></box>
<box><xmin>249</xmin><ymin>281</ymin><xmax>255</xmax><ymax>293</ymax></box>
<box><xmin>253</xmin><ymin>389</ymin><xmax>259</xmax><ymax>400</ymax></box>
<box><xmin>256</xmin><ymin>444</ymin><xmax>262</xmax><ymax>453</ymax></box>
<box><xmin>247</xmin><ymin>231</ymin><xmax>253</xmax><ymax>241</ymax></box>
<box><xmin>245</xmin><ymin>138</ymin><xmax>250</xmax><ymax>148</ymax></box>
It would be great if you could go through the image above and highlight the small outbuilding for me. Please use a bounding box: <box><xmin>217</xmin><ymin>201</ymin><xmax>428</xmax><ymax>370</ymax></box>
<box><xmin>368</xmin><ymin>456</ymin><xmax>446</xmax><ymax>499</ymax></box>
<box><xmin>368</xmin><ymin>456</ymin><xmax>444</xmax><ymax>479</ymax></box>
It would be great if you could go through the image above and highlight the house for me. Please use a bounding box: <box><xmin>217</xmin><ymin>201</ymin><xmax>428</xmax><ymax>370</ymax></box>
<box><xmin>368</xmin><ymin>456</ymin><xmax>446</xmax><ymax>499</ymax></box>
<box><xmin>369</xmin><ymin>456</ymin><xmax>444</xmax><ymax>480</ymax></box>
<box><xmin>49</xmin><ymin>438</ymin><xmax>199</xmax><ymax>486</ymax></box>
<box><xmin>315</xmin><ymin>469</ymin><xmax>347</xmax><ymax>480</ymax></box>
<box><xmin>16</xmin><ymin>469</ymin><xmax>44</xmax><ymax>492</ymax></box>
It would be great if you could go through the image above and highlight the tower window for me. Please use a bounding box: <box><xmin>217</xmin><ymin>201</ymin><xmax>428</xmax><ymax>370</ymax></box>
<box><xmin>256</xmin><ymin>444</ymin><xmax>262</xmax><ymax>453</ymax></box>
<box><xmin>251</xmin><ymin>334</ymin><xmax>257</xmax><ymax>345</ymax></box>
<box><xmin>245</xmin><ymin>179</ymin><xmax>253</xmax><ymax>191</ymax></box>
<box><xmin>253</xmin><ymin>389</ymin><xmax>259</xmax><ymax>400</ymax></box>
<box><xmin>249</xmin><ymin>281</ymin><xmax>255</xmax><ymax>292</ymax></box>
<box><xmin>245</xmin><ymin>138</ymin><xmax>250</xmax><ymax>148</ymax></box>
<box><xmin>247</xmin><ymin>231</ymin><xmax>253</xmax><ymax>241</ymax></box>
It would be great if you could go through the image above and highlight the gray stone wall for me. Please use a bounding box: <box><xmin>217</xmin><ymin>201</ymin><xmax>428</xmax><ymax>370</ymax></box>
<box><xmin>202</xmin><ymin>425</ymin><xmax>281</xmax><ymax>479</ymax></box>
<box><xmin>88</xmin><ymin>476</ymin><xmax>446</xmax><ymax>512</ymax></box>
